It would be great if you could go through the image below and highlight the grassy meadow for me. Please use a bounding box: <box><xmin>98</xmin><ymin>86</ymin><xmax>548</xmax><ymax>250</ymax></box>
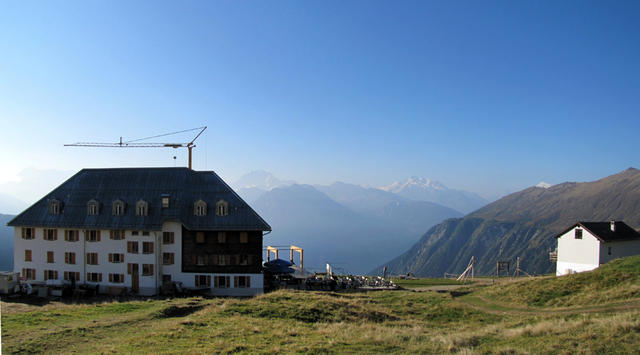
<box><xmin>3</xmin><ymin>256</ymin><xmax>640</xmax><ymax>354</ymax></box>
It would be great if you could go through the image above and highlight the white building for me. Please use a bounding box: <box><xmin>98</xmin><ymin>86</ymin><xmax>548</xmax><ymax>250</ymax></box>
<box><xmin>555</xmin><ymin>221</ymin><xmax>640</xmax><ymax>276</ymax></box>
<box><xmin>9</xmin><ymin>168</ymin><xmax>271</xmax><ymax>296</ymax></box>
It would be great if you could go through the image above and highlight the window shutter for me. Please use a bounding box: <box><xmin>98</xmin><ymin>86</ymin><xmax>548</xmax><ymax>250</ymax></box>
<box><xmin>247</xmin><ymin>277</ymin><xmax>251</xmax><ymax>288</ymax></box>
<box><xmin>127</xmin><ymin>263</ymin><xmax>132</xmax><ymax>275</ymax></box>
<box><xmin>194</xmin><ymin>275</ymin><xmax>198</xmax><ymax>286</ymax></box>
<box><xmin>121</xmin><ymin>254</ymin><xmax>125</xmax><ymax>262</ymax></box>
<box><xmin>109</xmin><ymin>274</ymin><xmax>113</xmax><ymax>282</ymax></box>
<box><xmin>110</xmin><ymin>230</ymin><xmax>113</xmax><ymax>239</ymax></box>
<box><xmin>109</xmin><ymin>254</ymin><xmax>113</xmax><ymax>263</ymax></box>
<box><xmin>170</xmin><ymin>254</ymin><xmax>174</xmax><ymax>264</ymax></box>
<box><xmin>171</xmin><ymin>233</ymin><xmax>174</xmax><ymax>243</ymax></box>
<box><xmin>214</xmin><ymin>276</ymin><xmax>219</xmax><ymax>288</ymax></box>
<box><xmin>234</xmin><ymin>276</ymin><xmax>238</xmax><ymax>288</ymax></box>
<box><xmin>149</xmin><ymin>264</ymin><xmax>154</xmax><ymax>275</ymax></box>
<box><xmin>85</xmin><ymin>231</ymin><xmax>89</xmax><ymax>241</ymax></box>
<box><xmin>226</xmin><ymin>276</ymin><xmax>230</xmax><ymax>287</ymax></box>
<box><xmin>99</xmin><ymin>273</ymin><xmax>102</xmax><ymax>282</ymax></box>
<box><xmin>21</xmin><ymin>228</ymin><xmax>25</xmax><ymax>239</ymax></box>
<box><xmin>207</xmin><ymin>276</ymin><xmax>211</xmax><ymax>287</ymax></box>
<box><xmin>54</xmin><ymin>230</ymin><xmax>58</xmax><ymax>240</ymax></box>
<box><xmin>55</xmin><ymin>271</ymin><xmax>58</xmax><ymax>279</ymax></box>
<box><xmin>44</xmin><ymin>270</ymin><xmax>47</xmax><ymax>280</ymax></box>
<box><xmin>97</xmin><ymin>231</ymin><xmax>101</xmax><ymax>242</ymax></box>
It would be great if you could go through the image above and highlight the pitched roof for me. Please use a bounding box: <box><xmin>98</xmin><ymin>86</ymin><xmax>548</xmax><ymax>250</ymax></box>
<box><xmin>556</xmin><ymin>221</ymin><xmax>640</xmax><ymax>242</ymax></box>
<box><xmin>7</xmin><ymin>168</ymin><xmax>271</xmax><ymax>232</ymax></box>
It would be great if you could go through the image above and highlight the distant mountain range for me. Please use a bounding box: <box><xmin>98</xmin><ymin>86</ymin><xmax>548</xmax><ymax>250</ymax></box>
<box><xmin>251</xmin><ymin>183</ymin><xmax>462</xmax><ymax>274</ymax></box>
<box><xmin>381</xmin><ymin>177</ymin><xmax>488</xmax><ymax>214</ymax></box>
<box><xmin>374</xmin><ymin>168</ymin><xmax>640</xmax><ymax>277</ymax></box>
<box><xmin>0</xmin><ymin>214</ymin><xmax>15</xmax><ymax>271</ymax></box>
<box><xmin>233</xmin><ymin>171</ymin><xmax>488</xmax><ymax>214</ymax></box>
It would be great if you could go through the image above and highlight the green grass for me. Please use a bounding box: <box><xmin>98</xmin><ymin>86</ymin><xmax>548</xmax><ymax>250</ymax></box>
<box><xmin>393</xmin><ymin>277</ymin><xmax>464</xmax><ymax>288</ymax></box>
<box><xmin>482</xmin><ymin>255</ymin><xmax>640</xmax><ymax>307</ymax></box>
<box><xmin>3</xmin><ymin>256</ymin><xmax>640</xmax><ymax>353</ymax></box>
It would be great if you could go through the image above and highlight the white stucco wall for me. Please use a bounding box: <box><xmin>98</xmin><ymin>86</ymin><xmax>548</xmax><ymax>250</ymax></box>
<box><xmin>14</xmin><ymin>225</ymin><xmax>264</xmax><ymax>296</ymax></box>
<box><xmin>556</xmin><ymin>227</ymin><xmax>601</xmax><ymax>276</ymax></box>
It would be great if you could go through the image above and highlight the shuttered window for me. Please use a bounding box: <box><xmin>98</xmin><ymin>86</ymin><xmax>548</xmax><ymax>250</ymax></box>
<box><xmin>109</xmin><ymin>253</ymin><xmax>124</xmax><ymax>263</ymax></box>
<box><xmin>234</xmin><ymin>276</ymin><xmax>251</xmax><ymax>288</ymax></box>
<box><xmin>65</xmin><ymin>230</ymin><xmax>79</xmax><ymax>242</ymax></box>
<box><xmin>86</xmin><ymin>253</ymin><xmax>98</xmax><ymax>265</ymax></box>
<box><xmin>22</xmin><ymin>268</ymin><xmax>36</xmax><ymax>280</ymax></box>
<box><xmin>109</xmin><ymin>273</ymin><xmax>124</xmax><ymax>283</ymax></box>
<box><xmin>214</xmin><ymin>276</ymin><xmax>230</xmax><ymax>288</ymax></box>
<box><xmin>142</xmin><ymin>242</ymin><xmax>154</xmax><ymax>254</ymax></box>
<box><xmin>44</xmin><ymin>229</ymin><xmax>58</xmax><ymax>241</ymax></box>
<box><xmin>163</xmin><ymin>253</ymin><xmax>174</xmax><ymax>265</ymax></box>
<box><xmin>142</xmin><ymin>264</ymin><xmax>154</xmax><ymax>276</ymax></box>
<box><xmin>110</xmin><ymin>230</ymin><xmax>125</xmax><ymax>240</ymax></box>
<box><xmin>127</xmin><ymin>241</ymin><xmax>139</xmax><ymax>253</ymax></box>
<box><xmin>87</xmin><ymin>272</ymin><xmax>102</xmax><ymax>282</ymax></box>
<box><xmin>239</xmin><ymin>232</ymin><xmax>248</xmax><ymax>244</ymax></box>
<box><xmin>46</xmin><ymin>251</ymin><xmax>54</xmax><ymax>263</ymax></box>
<box><xmin>25</xmin><ymin>249</ymin><xmax>32</xmax><ymax>262</ymax></box>
<box><xmin>65</xmin><ymin>252</ymin><xmax>76</xmax><ymax>264</ymax></box>
<box><xmin>64</xmin><ymin>271</ymin><xmax>80</xmax><ymax>281</ymax></box>
<box><xmin>195</xmin><ymin>275</ymin><xmax>211</xmax><ymax>287</ymax></box>
<box><xmin>162</xmin><ymin>232</ymin><xmax>174</xmax><ymax>244</ymax></box>
<box><xmin>44</xmin><ymin>270</ymin><xmax>58</xmax><ymax>280</ymax></box>
<box><xmin>85</xmin><ymin>230</ymin><xmax>101</xmax><ymax>242</ymax></box>
<box><xmin>21</xmin><ymin>227</ymin><xmax>35</xmax><ymax>239</ymax></box>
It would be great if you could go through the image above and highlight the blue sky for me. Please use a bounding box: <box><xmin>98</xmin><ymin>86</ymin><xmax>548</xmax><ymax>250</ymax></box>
<box><xmin>1</xmin><ymin>1</ymin><xmax>639</xmax><ymax>201</ymax></box>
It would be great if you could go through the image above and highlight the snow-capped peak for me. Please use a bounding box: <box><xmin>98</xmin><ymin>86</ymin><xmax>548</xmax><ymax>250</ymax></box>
<box><xmin>382</xmin><ymin>176</ymin><xmax>447</xmax><ymax>193</ymax></box>
<box><xmin>536</xmin><ymin>181</ymin><xmax>551</xmax><ymax>189</ymax></box>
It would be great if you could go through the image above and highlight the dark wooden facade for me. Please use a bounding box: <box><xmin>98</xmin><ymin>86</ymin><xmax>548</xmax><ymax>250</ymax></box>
<box><xmin>181</xmin><ymin>227</ymin><xmax>263</xmax><ymax>273</ymax></box>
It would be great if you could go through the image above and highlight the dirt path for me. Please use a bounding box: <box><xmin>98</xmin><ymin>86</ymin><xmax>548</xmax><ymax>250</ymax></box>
<box><xmin>456</xmin><ymin>293</ymin><xmax>640</xmax><ymax>316</ymax></box>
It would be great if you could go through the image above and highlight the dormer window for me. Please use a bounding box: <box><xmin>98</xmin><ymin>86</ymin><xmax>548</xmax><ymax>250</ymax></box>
<box><xmin>87</xmin><ymin>199</ymin><xmax>99</xmax><ymax>216</ymax></box>
<box><xmin>112</xmin><ymin>200</ymin><xmax>125</xmax><ymax>216</ymax></box>
<box><xmin>161</xmin><ymin>194</ymin><xmax>170</xmax><ymax>208</ymax></box>
<box><xmin>136</xmin><ymin>200</ymin><xmax>148</xmax><ymax>216</ymax></box>
<box><xmin>194</xmin><ymin>199</ymin><xmax>207</xmax><ymax>216</ymax></box>
<box><xmin>216</xmin><ymin>200</ymin><xmax>229</xmax><ymax>216</ymax></box>
<box><xmin>49</xmin><ymin>199</ymin><xmax>61</xmax><ymax>215</ymax></box>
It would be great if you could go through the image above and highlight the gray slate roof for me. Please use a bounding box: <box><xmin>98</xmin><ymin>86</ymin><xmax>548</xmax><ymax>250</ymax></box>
<box><xmin>7</xmin><ymin>168</ymin><xmax>271</xmax><ymax>232</ymax></box>
<box><xmin>556</xmin><ymin>221</ymin><xmax>640</xmax><ymax>242</ymax></box>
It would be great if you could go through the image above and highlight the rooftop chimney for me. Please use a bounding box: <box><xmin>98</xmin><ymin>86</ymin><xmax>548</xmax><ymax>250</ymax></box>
<box><xmin>610</xmin><ymin>220</ymin><xmax>616</xmax><ymax>232</ymax></box>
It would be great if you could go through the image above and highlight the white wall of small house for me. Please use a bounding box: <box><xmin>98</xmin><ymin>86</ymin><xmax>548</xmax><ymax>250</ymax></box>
<box><xmin>599</xmin><ymin>240</ymin><xmax>640</xmax><ymax>264</ymax></box>
<box><xmin>14</xmin><ymin>225</ymin><xmax>264</xmax><ymax>296</ymax></box>
<box><xmin>556</xmin><ymin>227</ymin><xmax>601</xmax><ymax>276</ymax></box>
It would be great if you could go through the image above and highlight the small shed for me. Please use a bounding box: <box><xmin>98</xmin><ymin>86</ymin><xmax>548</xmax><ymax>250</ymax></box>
<box><xmin>555</xmin><ymin>221</ymin><xmax>640</xmax><ymax>276</ymax></box>
<box><xmin>0</xmin><ymin>271</ymin><xmax>20</xmax><ymax>294</ymax></box>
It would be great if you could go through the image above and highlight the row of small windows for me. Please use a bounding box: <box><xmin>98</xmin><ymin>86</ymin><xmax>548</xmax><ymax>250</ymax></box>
<box><xmin>48</xmin><ymin>198</ymin><xmax>230</xmax><ymax>217</ymax></box>
<box><xmin>24</xmin><ymin>252</ymin><xmax>170</xmax><ymax>265</ymax></box>
<box><xmin>194</xmin><ymin>275</ymin><xmax>251</xmax><ymax>288</ymax></box>
<box><xmin>22</xmin><ymin>268</ymin><xmax>250</xmax><ymax>288</ymax></box>
<box><xmin>22</xmin><ymin>228</ymin><xmax>170</xmax><ymax>242</ymax></box>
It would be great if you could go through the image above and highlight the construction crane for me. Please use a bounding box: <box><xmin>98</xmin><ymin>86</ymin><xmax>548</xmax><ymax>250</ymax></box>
<box><xmin>65</xmin><ymin>126</ymin><xmax>207</xmax><ymax>169</ymax></box>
